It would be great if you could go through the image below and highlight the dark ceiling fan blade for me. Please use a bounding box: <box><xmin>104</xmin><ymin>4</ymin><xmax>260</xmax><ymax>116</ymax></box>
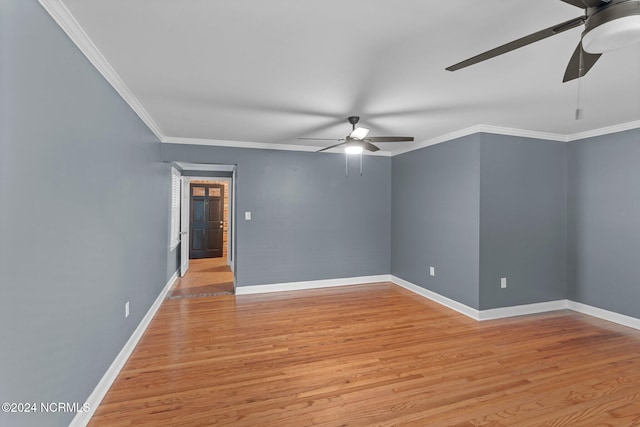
<box><xmin>364</xmin><ymin>136</ymin><xmax>415</xmax><ymax>143</ymax></box>
<box><xmin>362</xmin><ymin>142</ymin><xmax>380</xmax><ymax>152</ymax></box>
<box><xmin>446</xmin><ymin>16</ymin><xmax>585</xmax><ymax>72</ymax></box>
<box><xmin>560</xmin><ymin>0</ymin><xmax>611</xmax><ymax>8</ymax></box>
<box><xmin>316</xmin><ymin>142</ymin><xmax>346</xmax><ymax>152</ymax></box>
<box><xmin>583</xmin><ymin>0</ymin><xmax>613</xmax><ymax>7</ymax></box>
<box><xmin>563</xmin><ymin>42</ymin><xmax>602</xmax><ymax>82</ymax></box>
<box><xmin>298</xmin><ymin>137</ymin><xmax>344</xmax><ymax>141</ymax></box>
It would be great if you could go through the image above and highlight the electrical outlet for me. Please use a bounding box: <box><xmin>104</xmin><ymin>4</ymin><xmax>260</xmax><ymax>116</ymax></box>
<box><xmin>501</xmin><ymin>278</ymin><xmax>507</xmax><ymax>289</ymax></box>
<box><xmin>430</xmin><ymin>266</ymin><xmax>435</xmax><ymax>277</ymax></box>
<box><xmin>125</xmin><ymin>301</ymin><xmax>130</xmax><ymax>318</ymax></box>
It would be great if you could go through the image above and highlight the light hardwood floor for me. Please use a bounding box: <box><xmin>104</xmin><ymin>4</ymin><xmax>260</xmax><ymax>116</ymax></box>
<box><xmin>169</xmin><ymin>258</ymin><xmax>234</xmax><ymax>298</ymax></box>
<box><xmin>90</xmin><ymin>283</ymin><xmax>640</xmax><ymax>426</ymax></box>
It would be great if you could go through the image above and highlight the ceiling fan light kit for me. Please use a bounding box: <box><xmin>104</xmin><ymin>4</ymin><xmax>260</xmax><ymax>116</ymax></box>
<box><xmin>344</xmin><ymin>144</ymin><xmax>364</xmax><ymax>155</ymax></box>
<box><xmin>447</xmin><ymin>0</ymin><xmax>640</xmax><ymax>81</ymax></box>
<box><xmin>582</xmin><ymin>14</ymin><xmax>640</xmax><ymax>53</ymax></box>
<box><xmin>349</xmin><ymin>127</ymin><xmax>370</xmax><ymax>140</ymax></box>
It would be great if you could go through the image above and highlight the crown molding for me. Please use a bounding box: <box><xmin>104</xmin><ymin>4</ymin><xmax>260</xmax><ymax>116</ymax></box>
<box><xmin>390</xmin><ymin>125</ymin><xmax>567</xmax><ymax>156</ymax></box>
<box><xmin>38</xmin><ymin>0</ymin><xmax>165</xmax><ymax>141</ymax></box>
<box><xmin>477</xmin><ymin>125</ymin><xmax>568</xmax><ymax>142</ymax></box>
<box><xmin>567</xmin><ymin>119</ymin><xmax>640</xmax><ymax>142</ymax></box>
<box><xmin>162</xmin><ymin>136</ymin><xmax>393</xmax><ymax>157</ymax></box>
<box><xmin>389</xmin><ymin>125</ymin><xmax>486</xmax><ymax>156</ymax></box>
<box><xmin>163</xmin><ymin>118</ymin><xmax>640</xmax><ymax>157</ymax></box>
<box><xmin>390</xmin><ymin>120</ymin><xmax>640</xmax><ymax>156</ymax></box>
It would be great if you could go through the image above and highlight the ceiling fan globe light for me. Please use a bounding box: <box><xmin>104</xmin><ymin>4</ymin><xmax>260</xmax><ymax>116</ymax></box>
<box><xmin>345</xmin><ymin>145</ymin><xmax>363</xmax><ymax>155</ymax></box>
<box><xmin>583</xmin><ymin>15</ymin><xmax>640</xmax><ymax>54</ymax></box>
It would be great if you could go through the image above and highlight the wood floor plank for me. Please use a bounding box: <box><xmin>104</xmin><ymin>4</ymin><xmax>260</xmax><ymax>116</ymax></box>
<box><xmin>169</xmin><ymin>258</ymin><xmax>234</xmax><ymax>298</ymax></box>
<box><xmin>89</xmin><ymin>283</ymin><xmax>640</xmax><ymax>426</ymax></box>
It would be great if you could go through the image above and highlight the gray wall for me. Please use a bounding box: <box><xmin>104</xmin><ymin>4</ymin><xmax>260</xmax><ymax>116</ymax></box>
<box><xmin>390</xmin><ymin>133</ymin><xmax>568</xmax><ymax>311</ymax></box>
<box><xmin>0</xmin><ymin>1</ymin><xmax>175</xmax><ymax>426</ymax></box>
<box><xmin>568</xmin><ymin>128</ymin><xmax>640</xmax><ymax>318</ymax></box>
<box><xmin>162</xmin><ymin>144</ymin><xmax>392</xmax><ymax>286</ymax></box>
<box><xmin>391</xmin><ymin>135</ymin><xmax>481</xmax><ymax>309</ymax></box>
<box><xmin>479</xmin><ymin>134</ymin><xmax>567</xmax><ymax>309</ymax></box>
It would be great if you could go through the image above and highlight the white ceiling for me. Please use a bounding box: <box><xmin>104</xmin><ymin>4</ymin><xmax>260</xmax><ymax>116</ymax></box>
<box><xmin>53</xmin><ymin>0</ymin><xmax>640</xmax><ymax>154</ymax></box>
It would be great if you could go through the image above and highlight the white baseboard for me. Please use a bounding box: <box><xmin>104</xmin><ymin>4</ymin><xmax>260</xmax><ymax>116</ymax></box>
<box><xmin>69</xmin><ymin>271</ymin><xmax>179</xmax><ymax>427</ymax></box>
<box><xmin>219</xmin><ymin>273</ymin><xmax>640</xmax><ymax>330</ymax></box>
<box><xmin>390</xmin><ymin>275</ymin><xmax>480</xmax><ymax>320</ymax></box>
<box><xmin>235</xmin><ymin>275</ymin><xmax>392</xmax><ymax>295</ymax></box>
<box><xmin>390</xmin><ymin>276</ymin><xmax>640</xmax><ymax>330</ymax></box>
<box><xmin>567</xmin><ymin>300</ymin><xmax>640</xmax><ymax>331</ymax></box>
<box><xmin>478</xmin><ymin>300</ymin><xmax>568</xmax><ymax>321</ymax></box>
<box><xmin>391</xmin><ymin>275</ymin><xmax>569</xmax><ymax>321</ymax></box>
<box><xmin>236</xmin><ymin>275</ymin><xmax>577</xmax><ymax>324</ymax></box>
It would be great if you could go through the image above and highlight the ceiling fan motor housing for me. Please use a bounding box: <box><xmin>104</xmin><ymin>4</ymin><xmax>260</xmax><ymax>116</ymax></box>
<box><xmin>583</xmin><ymin>0</ymin><xmax>640</xmax><ymax>53</ymax></box>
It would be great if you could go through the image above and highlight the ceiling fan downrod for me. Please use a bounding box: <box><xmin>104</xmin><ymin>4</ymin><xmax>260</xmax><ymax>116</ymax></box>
<box><xmin>347</xmin><ymin>116</ymin><xmax>360</xmax><ymax>131</ymax></box>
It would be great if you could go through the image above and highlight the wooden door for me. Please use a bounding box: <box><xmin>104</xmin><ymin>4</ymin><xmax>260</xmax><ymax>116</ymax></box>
<box><xmin>190</xmin><ymin>184</ymin><xmax>224</xmax><ymax>259</ymax></box>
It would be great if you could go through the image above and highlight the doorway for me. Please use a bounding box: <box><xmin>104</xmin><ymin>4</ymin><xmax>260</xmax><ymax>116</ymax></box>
<box><xmin>180</xmin><ymin>175</ymin><xmax>234</xmax><ymax>275</ymax></box>
<box><xmin>171</xmin><ymin>167</ymin><xmax>236</xmax><ymax>298</ymax></box>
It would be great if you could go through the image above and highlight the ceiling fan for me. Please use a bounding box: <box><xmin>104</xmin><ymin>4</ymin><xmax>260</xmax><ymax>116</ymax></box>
<box><xmin>447</xmin><ymin>0</ymin><xmax>640</xmax><ymax>82</ymax></box>
<box><xmin>298</xmin><ymin>116</ymin><xmax>414</xmax><ymax>154</ymax></box>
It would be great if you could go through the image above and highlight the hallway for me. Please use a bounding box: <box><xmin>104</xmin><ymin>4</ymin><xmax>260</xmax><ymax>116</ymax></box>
<box><xmin>168</xmin><ymin>258</ymin><xmax>234</xmax><ymax>298</ymax></box>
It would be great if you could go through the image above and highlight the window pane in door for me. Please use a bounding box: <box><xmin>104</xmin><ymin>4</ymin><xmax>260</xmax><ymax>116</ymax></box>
<box><xmin>192</xmin><ymin>187</ymin><xmax>205</xmax><ymax>196</ymax></box>
<box><xmin>209</xmin><ymin>187</ymin><xmax>221</xmax><ymax>197</ymax></box>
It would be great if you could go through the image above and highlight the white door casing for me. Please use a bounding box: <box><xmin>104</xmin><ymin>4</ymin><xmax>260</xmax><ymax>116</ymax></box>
<box><xmin>179</xmin><ymin>176</ymin><xmax>190</xmax><ymax>276</ymax></box>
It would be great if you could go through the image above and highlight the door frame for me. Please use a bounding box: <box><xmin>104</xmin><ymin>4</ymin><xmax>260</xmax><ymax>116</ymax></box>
<box><xmin>172</xmin><ymin>161</ymin><xmax>239</xmax><ymax>291</ymax></box>
<box><xmin>179</xmin><ymin>175</ymin><xmax>190</xmax><ymax>276</ymax></box>
<box><xmin>180</xmin><ymin>175</ymin><xmax>234</xmax><ymax>280</ymax></box>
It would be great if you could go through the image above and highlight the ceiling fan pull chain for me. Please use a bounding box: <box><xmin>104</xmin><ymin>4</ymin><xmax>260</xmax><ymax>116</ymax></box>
<box><xmin>360</xmin><ymin>152</ymin><xmax>363</xmax><ymax>176</ymax></box>
<box><xmin>575</xmin><ymin>78</ymin><xmax>584</xmax><ymax>120</ymax></box>
<box><xmin>576</xmin><ymin>50</ymin><xmax>585</xmax><ymax>120</ymax></box>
